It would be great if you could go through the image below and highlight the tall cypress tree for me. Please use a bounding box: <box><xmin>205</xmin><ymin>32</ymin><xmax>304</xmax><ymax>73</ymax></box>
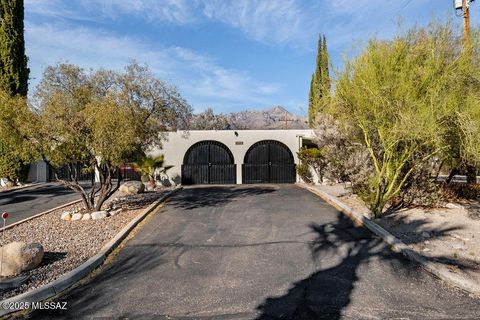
<box><xmin>0</xmin><ymin>0</ymin><xmax>29</xmax><ymax>184</ymax></box>
<box><xmin>308</xmin><ymin>34</ymin><xmax>330</xmax><ymax>127</ymax></box>
<box><xmin>0</xmin><ymin>0</ymin><xmax>29</xmax><ymax>97</ymax></box>
<box><xmin>321</xmin><ymin>35</ymin><xmax>330</xmax><ymax>94</ymax></box>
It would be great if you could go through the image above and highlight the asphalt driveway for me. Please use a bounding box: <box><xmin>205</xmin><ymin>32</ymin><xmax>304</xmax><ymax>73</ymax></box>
<box><xmin>0</xmin><ymin>183</ymin><xmax>84</xmax><ymax>224</ymax></box>
<box><xmin>28</xmin><ymin>185</ymin><xmax>480</xmax><ymax>319</ymax></box>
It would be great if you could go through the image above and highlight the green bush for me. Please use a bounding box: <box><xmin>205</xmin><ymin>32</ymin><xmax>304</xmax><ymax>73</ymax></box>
<box><xmin>297</xmin><ymin>162</ymin><xmax>313</xmax><ymax>184</ymax></box>
<box><xmin>297</xmin><ymin>147</ymin><xmax>328</xmax><ymax>183</ymax></box>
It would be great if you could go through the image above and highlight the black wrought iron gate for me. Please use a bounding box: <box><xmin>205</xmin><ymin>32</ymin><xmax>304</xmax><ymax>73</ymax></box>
<box><xmin>243</xmin><ymin>140</ymin><xmax>296</xmax><ymax>184</ymax></box>
<box><xmin>181</xmin><ymin>141</ymin><xmax>236</xmax><ymax>185</ymax></box>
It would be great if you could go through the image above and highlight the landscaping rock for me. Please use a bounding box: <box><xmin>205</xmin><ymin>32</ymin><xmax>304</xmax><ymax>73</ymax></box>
<box><xmin>71</xmin><ymin>213</ymin><xmax>83</xmax><ymax>221</ymax></box>
<box><xmin>452</xmin><ymin>242</ymin><xmax>465</xmax><ymax>250</ymax></box>
<box><xmin>119</xmin><ymin>181</ymin><xmax>145</xmax><ymax>195</ymax></box>
<box><xmin>0</xmin><ymin>242</ymin><xmax>44</xmax><ymax>277</ymax></box>
<box><xmin>81</xmin><ymin>213</ymin><xmax>92</xmax><ymax>221</ymax></box>
<box><xmin>109</xmin><ymin>209</ymin><xmax>122</xmax><ymax>216</ymax></box>
<box><xmin>61</xmin><ymin>211</ymin><xmax>72</xmax><ymax>221</ymax></box>
<box><xmin>446</xmin><ymin>203</ymin><xmax>463</xmax><ymax>209</ymax></box>
<box><xmin>91</xmin><ymin>211</ymin><xmax>108</xmax><ymax>220</ymax></box>
<box><xmin>421</xmin><ymin>231</ymin><xmax>431</xmax><ymax>239</ymax></box>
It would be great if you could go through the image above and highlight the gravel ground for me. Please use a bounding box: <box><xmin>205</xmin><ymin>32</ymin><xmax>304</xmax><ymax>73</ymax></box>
<box><xmin>0</xmin><ymin>189</ymin><xmax>170</xmax><ymax>300</ymax></box>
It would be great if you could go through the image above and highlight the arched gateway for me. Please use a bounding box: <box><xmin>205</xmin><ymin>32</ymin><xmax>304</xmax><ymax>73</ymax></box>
<box><xmin>181</xmin><ymin>140</ymin><xmax>236</xmax><ymax>185</ymax></box>
<box><xmin>242</xmin><ymin>140</ymin><xmax>296</xmax><ymax>184</ymax></box>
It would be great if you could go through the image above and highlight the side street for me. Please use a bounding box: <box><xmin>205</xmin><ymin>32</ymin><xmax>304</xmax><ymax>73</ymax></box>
<box><xmin>2</xmin><ymin>1</ymin><xmax>480</xmax><ymax>319</ymax></box>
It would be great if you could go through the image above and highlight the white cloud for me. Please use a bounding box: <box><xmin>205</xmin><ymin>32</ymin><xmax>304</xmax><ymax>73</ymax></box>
<box><xmin>201</xmin><ymin>0</ymin><xmax>305</xmax><ymax>45</ymax></box>
<box><xmin>25</xmin><ymin>22</ymin><xmax>280</xmax><ymax>111</ymax></box>
<box><xmin>26</xmin><ymin>0</ymin><xmax>311</xmax><ymax>47</ymax></box>
<box><xmin>87</xmin><ymin>0</ymin><xmax>195</xmax><ymax>24</ymax></box>
<box><xmin>26</xmin><ymin>0</ymin><xmax>196</xmax><ymax>24</ymax></box>
<box><xmin>168</xmin><ymin>47</ymin><xmax>281</xmax><ymax>109</ymax></box>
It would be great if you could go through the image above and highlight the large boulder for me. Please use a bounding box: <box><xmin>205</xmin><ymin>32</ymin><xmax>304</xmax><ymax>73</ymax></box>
<box><xmin>0</xmin><ymin>242</ymin><xmax>44</xmax><ymax>277</ymax></box>
<box><xmin>119</xmin><ymin>181</ymin><xmax>145</xmax><ymax>195</ymax></box>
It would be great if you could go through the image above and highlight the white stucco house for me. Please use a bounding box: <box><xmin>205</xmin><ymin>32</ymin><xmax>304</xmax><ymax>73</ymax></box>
<box><xmin>150</xmin><ymin>129</ymin><xmax>315</xmax><ymax>185</ymax></box>
<box><xmin>27</xmin><ymin>129</ymin><xmax>317</xmax><ymax>185</ymax></box>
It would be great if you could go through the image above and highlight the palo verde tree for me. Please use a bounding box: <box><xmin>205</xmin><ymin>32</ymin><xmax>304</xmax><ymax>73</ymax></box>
<box><xmin>308</xmin><ymin>34</ymin><xmax>330</xmax><ymax>127</ymax></box>
<box><xmin>331</xmin><ymin>22</ymin><xmax>464</xmax><ymax>217</ymax></box>
<box><xmin>436</xmin><ymin>26</ymin><xmax>480</xmax><ymax>185</ymax></box>
<box><xmin>0</xmin><ymin>0</ymin><xmax>29</xmax><ymax>96</ymax></box>
<box><xmin>33</xmin><ymin>62</ymin><xmax>192</xmax><ymax>211</ymax></box>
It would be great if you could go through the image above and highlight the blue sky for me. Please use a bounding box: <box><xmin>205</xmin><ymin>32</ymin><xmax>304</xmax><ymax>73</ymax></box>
<box><xmin>25</xmin><ymin>1</ymin><xmax>478</xmax><ymax>115</ymax></box>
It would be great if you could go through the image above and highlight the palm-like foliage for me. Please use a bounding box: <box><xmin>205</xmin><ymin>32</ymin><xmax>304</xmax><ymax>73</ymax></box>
<box><xmin>134</xmin><ymin>155</ymin><xmax>172</xmax><ymax>186</ymax></box>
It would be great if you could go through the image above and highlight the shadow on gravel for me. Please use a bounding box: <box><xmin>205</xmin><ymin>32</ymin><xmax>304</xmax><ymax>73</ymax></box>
<box><xmin>169</xmin><ymin>186</ymin><xmax>277</xmax><ymax>210</ymax></box>
<box><xmin>256</xmin><ymin>213</ymin><xmax>474</xmax><ymax>320</ymax></box>
<box><xmin>40</xmin><ymin>252</ymin><xmax>68</xmax><ymax>267</ymax></box>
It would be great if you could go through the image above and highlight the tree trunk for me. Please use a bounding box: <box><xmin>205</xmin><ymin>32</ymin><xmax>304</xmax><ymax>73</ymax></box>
<box><xmin>466</xmin><ymin>164</ymin><xmax>477</xmax><ymax>184</ymax></box>
<box><xmin>94</xmin><ymin>165</ymin><xmax>121</xmax><ymax>211</ymax></box>
<box><xmin>434</xmin><ymin>160</ymin><xmax>445</xmax><ymax>182</ymax></box>
<box><xmin>446</xmin><ymin>168</ymin><xmax>458</xmax><ymax>184</ymax></box>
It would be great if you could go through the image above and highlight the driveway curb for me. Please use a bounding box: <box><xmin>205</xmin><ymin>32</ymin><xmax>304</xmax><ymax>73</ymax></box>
<box><xmin>0</xmin><ymin>187</ymin><xmax>182</xmax><ymax>317</ymax></box>
<box><xmin>297</xmin><ymin>183</ymin><xmax>480</xmax><ymax>297</ymax></box>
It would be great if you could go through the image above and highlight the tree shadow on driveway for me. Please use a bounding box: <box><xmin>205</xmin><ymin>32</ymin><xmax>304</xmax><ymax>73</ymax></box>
<box><xmin>256</xmin><ymin>213</ymin><xmax>478</xmax><ymax>320</ymax></box>
<box><xmin>169</xmin><ymin>186</ymin><xmax>277</xmax><ymax>211</ymax></box>
<box><xmin>25</xmin><ymin>244</ymin><xmax>169</xmax><ymax>319</ymax></box>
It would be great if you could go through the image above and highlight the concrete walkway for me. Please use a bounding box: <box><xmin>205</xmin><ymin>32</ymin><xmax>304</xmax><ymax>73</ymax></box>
<box><xmin>27</xmin><ymin>185</ymin><xmax>480</xmax><ymax>319</ymax></box>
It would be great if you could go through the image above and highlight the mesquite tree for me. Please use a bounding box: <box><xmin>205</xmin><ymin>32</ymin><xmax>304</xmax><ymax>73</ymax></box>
<box><xmin>33</xmin><ymin>62</ymin><xmax>192</xmax><ymax>211</ymax></box>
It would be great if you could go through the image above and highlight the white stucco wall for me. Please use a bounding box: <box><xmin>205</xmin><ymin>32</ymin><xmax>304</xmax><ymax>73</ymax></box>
<box><xmin>150</xmin><ymin>129</ymin><xmax>315</xmax><ymax>184</ymax></box>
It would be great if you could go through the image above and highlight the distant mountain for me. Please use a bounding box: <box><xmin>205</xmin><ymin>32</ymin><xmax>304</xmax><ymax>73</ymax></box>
<box><xmin>225</xmin><ymin>106</ymin><xmax>308</xmax><ymax>130</ymax></box>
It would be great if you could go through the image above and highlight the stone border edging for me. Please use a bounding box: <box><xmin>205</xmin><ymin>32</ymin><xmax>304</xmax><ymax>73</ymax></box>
<box><xmin>0</xmin><ymin>198</ymin><xmax>83</xmax><ymax>232</ymax></box>
<box><xmin>297</xmin><ymin>183</ymin><xmax>480</xmax><ymax>296</ymax></box>
<box><xmin>0</xmin><ymin>187</ymin><xmax>182</xmax><ymax>317</ymax></box>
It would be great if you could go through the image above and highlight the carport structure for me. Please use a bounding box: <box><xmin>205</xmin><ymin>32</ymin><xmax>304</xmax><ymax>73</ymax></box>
<box><xmin>154</xmin><ymin>129</ymin><xmax>315</xmax><ymax>185</ymax></box>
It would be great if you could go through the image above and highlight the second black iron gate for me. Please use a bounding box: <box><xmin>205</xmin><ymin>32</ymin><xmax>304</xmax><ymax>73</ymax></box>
<box><xmin>181</xmin><ymin>140</ymin><xmax>236</xmax><ymax>185</ymax></box>
<box><xmin>242</xmin><ymin>140</ymin><xmax>296</xmax><ymax>184</ymax></box>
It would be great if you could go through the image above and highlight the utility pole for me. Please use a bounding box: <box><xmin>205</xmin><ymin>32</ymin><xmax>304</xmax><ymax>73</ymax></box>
<box><xmin>283</xmin><ymin>111</ymin><xmax>295</xmax><ymax>129</ymax></box>
<box><xmin>463</xmin><ymin>0</ymin><xmax>470</xmax><ymax>42</ymax></box>
<box><xmin>456</xmin><ymin>0</ymin><xmax>473</xmax><ymax>42</ymax></box>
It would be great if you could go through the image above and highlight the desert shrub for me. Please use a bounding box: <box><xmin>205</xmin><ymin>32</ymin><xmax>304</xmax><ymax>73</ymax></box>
<box><xmin>296</xmin><ymin>162</ymin><xmax>313</xmax><ymax>184</ymax></box>
<box><xmin>397</xmin><ymin>162</ymin><xmax>443</xmax><ymax>207</ymax></box>
<box><xmin>441</xmin><ymin>182</ymin><xmax>480</xmax><ymax>200</ymax></box>
<box><xmin>297</xmin><ymin>147</ymin><xmax>328</xmax><ymax>183</ymax></box>
<box><xmin>314</xmin><ymin>114</ymin><xmax>372</xmax><ymax>190</ymax></box>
